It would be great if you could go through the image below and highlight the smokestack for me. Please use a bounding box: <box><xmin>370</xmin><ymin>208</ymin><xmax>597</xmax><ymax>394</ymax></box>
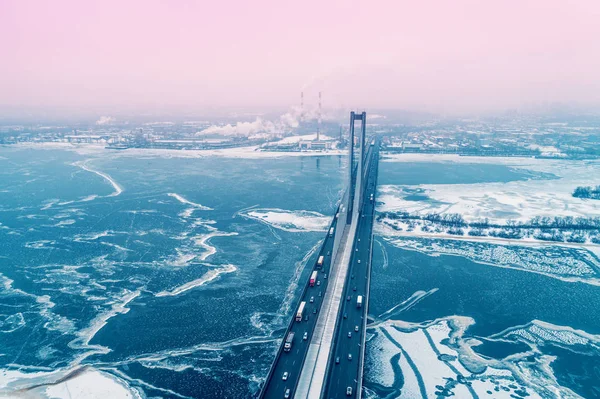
<box><xmin>317</xmin><ymin>91</ymin><xmax>322</xmax><ymax>142</ymax></box>
<box><xmin>300</xmin><ymin>91</ymin><xmax>304</xmax><ymax>122</ymax></box>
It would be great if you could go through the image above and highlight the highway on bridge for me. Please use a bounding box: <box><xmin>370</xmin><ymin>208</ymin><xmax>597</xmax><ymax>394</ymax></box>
<box><xmin>324</xmin><ymin>141</ymin><xmax>379</xmax><ymax>398</ymax></box>
<box><xmin>260</xmin><ymin>113</ymin><xmax>378</xmax><ymax>399</ymax></box>
<box><xmin>261</xmin><ymin>209</ymin><xmax>341</xmax><ymax>399</ymax></box>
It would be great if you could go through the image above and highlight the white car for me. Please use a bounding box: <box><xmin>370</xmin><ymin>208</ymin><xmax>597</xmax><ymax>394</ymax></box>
<box><xmin>303</xmin><ymin>332</ymin><xmax>308</xmax><ymax>340</ymax></box>
<box><xmin>282</xmin><ymin>372</ymin><xmax>289</xmax><ymax>381</ymax></box>
<box><xmin>355</xmin><ymin>325</ymin><xmax>359</xmax><ymax>332</ymax></box>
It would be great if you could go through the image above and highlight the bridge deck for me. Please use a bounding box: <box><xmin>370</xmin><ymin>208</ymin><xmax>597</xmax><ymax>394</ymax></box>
<box><xmin>297</xmin><ymin>210</ymin><xmax>359</xmax><ymax>398</ymax></box>
<box><xmin>259</xmin><ymin>116</ymin><xmax>377</xmax><ymax>399</ymax></box>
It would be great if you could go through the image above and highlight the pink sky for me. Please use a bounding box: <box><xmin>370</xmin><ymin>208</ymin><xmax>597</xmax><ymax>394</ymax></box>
<box><xmin>1</xmin><ymin>0</ymin><xmax>599</xmax><ymax>114</ymax></box>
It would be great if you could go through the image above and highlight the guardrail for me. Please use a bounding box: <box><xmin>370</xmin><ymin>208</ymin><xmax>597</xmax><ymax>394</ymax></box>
<box><xmin>357</xmin><ymin>146</ymin><xmax>379</xmax><ymax>399</ymax></box>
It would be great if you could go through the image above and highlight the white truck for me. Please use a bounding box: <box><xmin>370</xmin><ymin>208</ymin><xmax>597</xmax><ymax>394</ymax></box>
<box><xmin>317</xmin><ymin>255</ymin><xmax>324</xmax><ymax>268</ymax></box>
<box><xmin>284</xmin><ymin>332</ymin><xmax>295</xmax><ymax>352</ymax></box>
<box><xmin>357</xmin><ymin>295</ymin><xmax>363</xmax><ymax>308</ymax></box>
<box><xmin>296</xmin><ymin>301</ymin><xmax>306</xmax><ymax>321</ymax></box>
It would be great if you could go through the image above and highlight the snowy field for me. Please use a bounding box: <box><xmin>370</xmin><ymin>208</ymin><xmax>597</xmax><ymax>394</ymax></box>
<box><xmin>0</xmin><ymin>367</ymin><xmax>142</xmax><ymax>399</ymax></box>
<box><xmin>378</xmin><ymin>154</ymin><xmax>600</xmax><ymax>224</ymax></box>
<box><xmin>366</xmin><ymin>314</ymin><xmax>589</xmax><ymax>399</ymax></box>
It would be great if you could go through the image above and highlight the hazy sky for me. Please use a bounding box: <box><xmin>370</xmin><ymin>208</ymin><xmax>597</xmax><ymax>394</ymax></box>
<box><xmin>1</xmin><ymin>0</ymin><xmax>600</xmax><ymax>115</ymax></box>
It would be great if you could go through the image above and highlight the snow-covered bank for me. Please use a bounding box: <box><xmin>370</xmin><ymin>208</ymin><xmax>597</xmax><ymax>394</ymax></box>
<box><xmin>12</xmin><ymin>142</ymin><xmax>346</xmax><ymax>159</ymax></box>
<box><xmin>377</xmin><ymin>155</ymin><xmax>600</xmax><ymax>225</ymax></box>
<box><xmin>376</xmin><ymin>214</ymin><xmax>600</xmax><ymax>246</ymax></box>
<box><xmin>382</xmin><ymin>235</ymin><xmax>600</xmax><ymax>286</ymax></box>
<box><xmin>366</xmin><ymin>313</ymin><xmax>586</xmax><ymax>399</ymax></box>
<box><xmin>0</xmin><ymin>367</ymin><xmax>142</xmax><ymax>399</ymax></box>
<box><xmin>263</xmin><ymin>133</ymin><xmax>335</xmax><ymax>145</ymax></box>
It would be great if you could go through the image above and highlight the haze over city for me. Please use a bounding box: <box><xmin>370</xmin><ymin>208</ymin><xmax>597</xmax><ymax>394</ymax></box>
<box><xmin>2</xmin><ymin>0</ymin><xmax>600</xmax><ymax>117</ymax></box>
<box><xmin>2</xmin><ymin>2</ymin><xmax>600</xmax><ymax>399</ymax></box>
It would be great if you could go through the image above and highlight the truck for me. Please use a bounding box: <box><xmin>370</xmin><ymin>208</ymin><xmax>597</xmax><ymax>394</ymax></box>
<box><xmin>284</xmin><ymin>332</ymin><xmax>295</xmax><ymax>352</ymax></box>
<box><xmin>329</xmin><ymin>227</ymin><xmax>335</xmax><ymax>237</ymax></box>
<box><xmin>357</xmin><ymin>295</ymin><xmax>363</xmax><ymax>308</ymax></box>
<box><xmin>317</xmin><ymin>255</ymin><xmax>324</xmax><ymax>268</ymax></box>
<box><xmin>296</xmin><ymin>301</ymin><xmax>306</xmax><ymax>321</ymax></box>
<box><xmin>310</xmin><ymin>270</ymin><xmax>318</xmax><ymax>287</ymax></box>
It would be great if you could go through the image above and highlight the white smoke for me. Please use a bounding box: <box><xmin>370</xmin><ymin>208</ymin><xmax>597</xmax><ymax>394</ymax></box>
<box><xmin>95</xmin><ymin>116</ymin><xmax>116</xmax><ymax>125</ymax></box>
<box><xmin>196</xmin><ymin>105</ymin><xmax>338</xmax><ymax>137</ymax></box>
<box><xmin>197</xmin><ymin>118</ymin><xmax>277</xmax><ymax>136</ymax></box>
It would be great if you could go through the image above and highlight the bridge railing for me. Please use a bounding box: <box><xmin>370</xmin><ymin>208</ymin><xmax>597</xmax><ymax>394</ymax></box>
<box><xmin>357</xmin><ymin>147</ymin><xmax>379</xmax><ymax>399</ymax></box>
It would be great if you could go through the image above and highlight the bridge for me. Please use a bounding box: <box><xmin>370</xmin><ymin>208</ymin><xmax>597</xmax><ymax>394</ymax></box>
<box><xmin>260</xmin><ymin>112</ymin><xmax>379</xmax><ymax>399</ymax></box>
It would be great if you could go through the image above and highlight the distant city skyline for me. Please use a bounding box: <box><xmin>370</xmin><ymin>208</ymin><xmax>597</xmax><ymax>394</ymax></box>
<box><xmin>1</xmin><ymin>0</ymin><xmax>600</xmax><ymax>116</ymax></box>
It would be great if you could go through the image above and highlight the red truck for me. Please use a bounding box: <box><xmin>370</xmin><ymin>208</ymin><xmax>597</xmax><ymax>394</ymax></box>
<box><xmin>310</xmin><ymin>270</ymin><xmax>318</xmax><ymax>287</ymax></box>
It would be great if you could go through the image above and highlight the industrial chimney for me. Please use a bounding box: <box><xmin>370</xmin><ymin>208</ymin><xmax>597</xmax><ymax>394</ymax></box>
<box><xmin>317</xmin><ymin>91</ymin><xmax>322</xmax><ymax>142</ymax></box>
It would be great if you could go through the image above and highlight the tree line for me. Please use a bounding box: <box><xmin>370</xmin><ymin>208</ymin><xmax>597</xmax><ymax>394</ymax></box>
<box><xmin>378</xmin><ymin>211</ymin><xmax>600</xmax><ymax>244</ymax></box>
<box><xmin>378</xmin><ymin>211</ymin><xmax>600</xmax><ymax>230</ymax></box>
<box><xmin>573</xmin><ymin>186</ymin><xmax>600</xmax><ymax>200</ymax></box>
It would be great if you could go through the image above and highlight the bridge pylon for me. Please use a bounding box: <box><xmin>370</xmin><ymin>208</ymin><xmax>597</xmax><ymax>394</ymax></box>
<box><xmin>346</xmin><ymin>111</ymin><xmax>367</xmax><ymax>225</ymax></box>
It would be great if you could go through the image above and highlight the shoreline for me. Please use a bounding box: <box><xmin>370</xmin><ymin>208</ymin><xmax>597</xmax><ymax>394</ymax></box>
<box><xmin>5</xmin><ymin>142</ymin><xmax>348</xmax><ymax>159</ymax></box>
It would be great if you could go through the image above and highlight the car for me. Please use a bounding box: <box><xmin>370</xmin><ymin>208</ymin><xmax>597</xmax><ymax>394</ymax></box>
<box><xmin>335</xmin><ymin>357</ymin><xmax>340</xmax><ymax>364</ymax></box>
<box><xmin>355</xmin><ymin>325</ymin><xmax>359</xmax><ymax>332</ymax></box>
<box><xmin>353</xmin><ymin>286</ymin><xmax>356</xmax><ymax>291</ymax></box>
<box><xmin>318</xmin><ymin>291</ymin><xmax>322</xmax><ymax>297</ymax></box>
<box><xmin>303</xmin><ymin>332</ymin><xmax>308</xmax><ymax>340</ymax></box>
<box><xmin>343</xmin><ymin>313</ymin><xmax>347</xmax><ymax>319</ymax></box>
<box><xmin>313</xmin><ymin>308</ymin><xmax>317</xmax><ymax>314</ymax></box>
<box><xmin>304</xmin><ymin>315</ymin><xmax>308</xmax><ymax>321</ymax></box>
<box><xmin>284</xmin><ymin>388</ymin><xmax>290</xmax><ymax>398</ymax></box>
<box><xmin>327</xmin><ymin>251</ymin><xmax>330</xmax><ymax>256</ymax></box>
<box><xmin>355</xmin><ymin>248</ymin><xmax>358</xmax><ymax>252</ymax></box>
<box><xmin>310</xmin><ymin>296</ymin><xmax>314</xmax><ymax>303</ymax></box>
<box><xmin>348</xmin><ymin>332</ymin><xmax>352</xmax><ymax>338</ymax></box>
<box><xmin>351</xmin><ymin>274</ymin><xmax>354</xmax><ymax>279</ymax></box>
<box><xmin>282</xmin><ymin>372</ymin><xmax>289</xmax><ymax>381</ymax></box>
<box><xmin>358</xmin><ymin>260</ymin><xmax>361</xmax><ymax>264</ymax></box>
<box><xmin>346</xmin><ymin>386</ymin><xmax>353</xmax><ymax>396</ymax></box>
<box><xmin>324</xmin><ymin>274</ymin><xmax>327</xmax><ymax>279</ymax></box>
<box><xmin>348</xmin><ymin>353</ymin><xmax>352</xmax><ymax>361</ymax></box>
<box><xmin>347</xmin><ymin>295</ymin><xmax>351</xmax><ymax>301</ymax></box>
<box><xmin>316</xmin><ymin>280</ymin><xmax>321</xmax><ymax>286</ymax></box>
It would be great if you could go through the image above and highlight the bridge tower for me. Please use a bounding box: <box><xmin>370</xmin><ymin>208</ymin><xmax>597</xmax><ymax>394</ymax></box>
<box><xmin>346</xmin><ymin>111</ymin><xmax>366</xmax><ymax>225</ymax></box>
